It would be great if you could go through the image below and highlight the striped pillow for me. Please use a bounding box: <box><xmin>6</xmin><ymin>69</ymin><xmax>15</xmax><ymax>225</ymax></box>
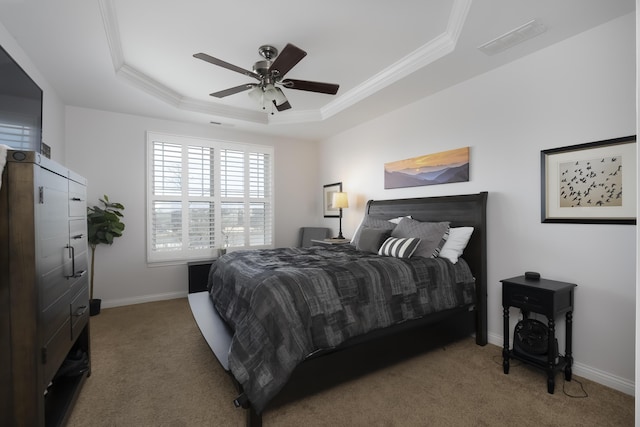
<box><xmin>378</xmin><ymin>237</ymin><xmax>421</xmax><ymax>258</ymax></box>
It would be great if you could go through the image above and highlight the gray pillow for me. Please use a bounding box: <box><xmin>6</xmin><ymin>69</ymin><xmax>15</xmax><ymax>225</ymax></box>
<box><xmin>351</xmin><ymin>216</ymin><xmax>397</xmax><ymax>247</ymax></box>
<box><xmin>356</xmin><ymin>227</ymin><xmax>392</xmax><ymax>253</ymax></box>
<box><xmin>391</xmin><ymin>217</ymin><xmax>450</xmax><ymax>258</ymax></box>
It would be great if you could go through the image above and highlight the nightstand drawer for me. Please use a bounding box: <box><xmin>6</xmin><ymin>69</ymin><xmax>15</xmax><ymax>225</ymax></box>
<box><xmin>502</xmin><ymin>276</ymin><xmax>575</xmax><ymax>316</ymax></box>
<box><xmin>503</xmin><ymin>286</ymin><xmax>549</xmax><ymax>313</ymax></box>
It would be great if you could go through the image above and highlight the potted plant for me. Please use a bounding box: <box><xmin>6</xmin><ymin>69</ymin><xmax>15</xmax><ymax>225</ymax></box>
<box><xmin>87</xmin><ymin>195</ymin><xmax>125</xmax><ymax>316</ymax></box>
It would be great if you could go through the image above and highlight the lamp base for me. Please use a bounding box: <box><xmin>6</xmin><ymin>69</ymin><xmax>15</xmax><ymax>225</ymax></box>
<box><xmin>336</xmin><ymin>208</ymin><xmax>344</xmax><ymax>240</ymax></box>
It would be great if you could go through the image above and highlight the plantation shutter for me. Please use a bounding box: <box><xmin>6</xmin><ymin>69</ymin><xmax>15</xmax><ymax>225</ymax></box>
<box><xmin>147</xmin><ymin>132</ymin><xmax>274</xmax><ymax>263</ymax></box>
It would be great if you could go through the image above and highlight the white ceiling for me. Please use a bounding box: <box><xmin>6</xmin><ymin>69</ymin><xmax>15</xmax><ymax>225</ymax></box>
<box><xmin>0</xmin><ymin>0</ymin><xmax>634</xmax><ymax>141</ymax></box>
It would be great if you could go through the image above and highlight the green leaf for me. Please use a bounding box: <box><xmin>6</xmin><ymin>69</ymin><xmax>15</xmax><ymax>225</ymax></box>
<box><xmin>87</xmin><ymin>195</ymin><xmax>126</xmax><ymax>247</ymax></box>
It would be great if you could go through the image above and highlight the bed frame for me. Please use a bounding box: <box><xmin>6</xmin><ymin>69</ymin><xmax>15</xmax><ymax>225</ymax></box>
<box><xmin>188</xmin><ymin>191</ymin><xmax>488</xmax><ymax>426</ymax></box>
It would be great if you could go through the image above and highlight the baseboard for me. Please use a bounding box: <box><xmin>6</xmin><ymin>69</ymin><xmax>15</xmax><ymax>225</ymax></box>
<box><xmin>101</xmin><ymin>291</ymin><xmax>188</xmax><ymax>309</ymax></box>
<box><xmin>571</xmin><ymin>361</ymin><xmax>635</xmax><ymax>396</ymax></box>
<box><xmin>487</xmin><ymin>332</ymin><xmax>634</xmax><ymax>396</ymax></box>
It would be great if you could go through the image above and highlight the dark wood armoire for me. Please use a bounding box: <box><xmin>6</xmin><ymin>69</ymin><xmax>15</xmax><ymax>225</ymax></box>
<box><xmin>0</xmin><ymin>150</ymin><xmax>91</xmax><ymax>426</ymax></box>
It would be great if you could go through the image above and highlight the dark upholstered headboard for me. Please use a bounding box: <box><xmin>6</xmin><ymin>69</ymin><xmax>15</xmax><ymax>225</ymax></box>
<box><xmin>365</xmin><ymin>192</ymin><xmax>488</xmax><ymax>344</ymax></box>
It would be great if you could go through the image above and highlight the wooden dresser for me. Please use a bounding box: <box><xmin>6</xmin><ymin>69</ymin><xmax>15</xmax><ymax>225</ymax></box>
<box><xmin>0</xmin><ymin>150</ymin><xmax>91</xmax><ymax>426</ymax></box>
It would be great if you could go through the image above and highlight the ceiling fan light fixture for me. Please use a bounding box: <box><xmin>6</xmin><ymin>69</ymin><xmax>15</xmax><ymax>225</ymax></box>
<box><xmin>263</xmin><ymin>84</ymin><xmax>276</xmax><ymax>100</ymax></box>
<box><xmin>261</xmin><ymin>84</ymin><xmax>286</xmax><ymax>107</ymax></box>
<box><xmin>248</xmin><ymin>86</ymin><xmax>264</xmax><ymax>103</ymax></box>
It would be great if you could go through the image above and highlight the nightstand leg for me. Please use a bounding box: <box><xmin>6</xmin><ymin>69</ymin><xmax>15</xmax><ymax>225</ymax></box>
<box><xmin>547</xmin><ymin>317</ymin><xmax>555</xmax><ymax>394</ymax></box>
<box><xmin>565</xmin><ymin>311</ymin><xmax>573</xmax><ymax>381</ymax></box>
<box><xmin>502</xmin><ymin>307</ymin><xmax>510</xmax><ymax>374</ymax></box>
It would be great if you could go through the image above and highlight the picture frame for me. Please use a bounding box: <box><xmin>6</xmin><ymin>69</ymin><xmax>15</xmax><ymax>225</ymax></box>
<box><xmin>323</xmin><ymin>182</ymin><xmax>342</xmax><ymax>218</ymax></box>
<box><xmin>541</xmin><ymin>135</ymin><xmax>636</xmax><ymax>224</ymax></box>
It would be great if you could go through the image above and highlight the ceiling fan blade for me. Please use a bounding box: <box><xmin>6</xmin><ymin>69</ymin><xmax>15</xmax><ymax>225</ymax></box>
<box><xmin>194</xmin><ymin>53</ymin><xmax>260</xmax><ymax>80</ymax></box>
<box><xmin>281</xmin><ymin>79</ymin><xmax>339</xmax><ymax>95</ymax></box>
<box><xmin>271</xmin><ymin>87</ymin><xmax>291</xmax><ymax>110</ymax></box>
<box><xmin>274</xmin><ymin>100</ymin><xmax>292</xmax><ymax>111</ymax></box>
<box><xmin>210</xmin><ymin>83</ymin><xmax>256</xmax><ymax>98</ymax></box>
<box><xmin>269</xmin><ymin>43</ymin><xmax>307</xmax><ymax>78</ymax></box>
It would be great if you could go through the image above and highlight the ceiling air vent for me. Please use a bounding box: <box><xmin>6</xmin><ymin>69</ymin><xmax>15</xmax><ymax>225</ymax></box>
<box><xmin>478</xmin><ymin>19</ymin><xmax>547</xmax><ymax>56</ymax></box>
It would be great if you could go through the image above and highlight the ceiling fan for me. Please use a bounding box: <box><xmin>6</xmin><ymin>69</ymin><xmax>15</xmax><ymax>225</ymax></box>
<box><xmin>194</xmin><ymin>43</ymin><xmax>339</xmax><ymax>113</ymax></box>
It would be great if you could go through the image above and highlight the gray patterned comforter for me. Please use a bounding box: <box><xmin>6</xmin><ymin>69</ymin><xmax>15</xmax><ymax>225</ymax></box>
<box><xmin>208</xmin><ymin>245</ymin><xmax>475</xmax><ymax>413</ymax></box>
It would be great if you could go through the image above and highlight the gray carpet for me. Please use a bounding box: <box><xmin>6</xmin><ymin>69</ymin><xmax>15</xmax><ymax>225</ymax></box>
<box><xmin>67</xmin><ymin>298</ymin><xmax>633</xmax><ymax>426</ymax></box>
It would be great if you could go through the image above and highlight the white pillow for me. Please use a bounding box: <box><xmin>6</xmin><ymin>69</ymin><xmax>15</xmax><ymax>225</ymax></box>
<box><xmin>388</xmin><ymin>215</ymin><xmax>412</xmax><ymax>224</ymax></box>
<box><xmin>438</xmin><ymin>227</ymin><xmax>474</xmax><ymax>264</ymax></box>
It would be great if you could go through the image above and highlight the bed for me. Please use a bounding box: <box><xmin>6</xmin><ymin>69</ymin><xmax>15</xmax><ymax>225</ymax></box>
<box><xmin>188</xmin><ymin>192</ymin><xmax>488</xmax><ymax>426</ymax></box>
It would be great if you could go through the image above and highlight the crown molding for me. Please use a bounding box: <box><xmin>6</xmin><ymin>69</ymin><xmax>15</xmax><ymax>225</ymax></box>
<box><xmin>268</xmin><ymin>108</ymin><xmax>323</xmax><ymax>124</ymax></box>
<box><xmin>116</xmin><ymin>64</ymin><xmax>182</xmax><ymax>106</ymax></box>
<box><xmin>447</xmin><ymin>0</ymin><xmax>474</xmax><ymax>41</ymax></box>
<box><xmin>117</xmin><ymin>65</ymin><xmax>266</xmax><ymax>123</ymax></box>
<box><xmin>322</xmin><ymin>0</ymin><xmax>472</xmax><ymax>120</ymax></box>
<box><xmin>99</xmin><ymin>0</ymin><xmax>472</xmax><ymax>127</ymax></box>
<box><xmin>321</xmin><ymin>32</ymin><xmax>456</xmax><ymax>120</ymax></box>
<box><xmin>180</xmin><ymin>97</ymin><xmax>268</xmax><ymax>124</ymax></box>
<box><xmin>98</xmin><ymin>0</ymin><xmax>124</xmax><ymax>70</ymax></box>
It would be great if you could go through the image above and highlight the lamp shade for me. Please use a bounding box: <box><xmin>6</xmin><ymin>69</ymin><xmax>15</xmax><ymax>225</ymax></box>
<box><xmin>332</xmin><ymin>192</ymin><xmax>349</xmax><ymax>209</ymax></box>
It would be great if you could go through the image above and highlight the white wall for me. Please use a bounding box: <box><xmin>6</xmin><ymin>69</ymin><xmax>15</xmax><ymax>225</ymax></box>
<box><xmin>0</xmin><ymin>21</ymin><xmax>66</xmax><ymax>162</ymax></box>
<box><xmin>65</xmin><ymin>107</ymin><xmax>318</xmax><ymax>307</ymax></box>
<box><xmin>319</xmin><ymin>13</ymin><xmax>636</xmax><ymax>394</ymax></box>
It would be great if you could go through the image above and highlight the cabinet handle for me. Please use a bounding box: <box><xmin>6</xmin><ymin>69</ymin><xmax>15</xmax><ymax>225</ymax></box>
<box><xmin>65</xmin><ymin>246</ymin><xmax>86</xmax><ymax>279</ymax></box>
<box><xmin>65</xmin><ymin>245</ymin><xmax>75</xmax><ymax>279</ymax></box>
<box><xmin>71</xmin><ymin>197</ymin><xmax>83</xmax><ymax>202</ymax></box>
<box><xmin>72</xmin><ymin>233</ymin><xmax>84</xmax><ymax>240</ymax></box>
<box><xmin>74</xmin><ymin>305</ymin><xmax>88</xmax><ymax>317</ymax></box>
<box><xmin>73</xmin><ymin>270</ymin><xmax>87</xmax><ymax>278</ymax></box>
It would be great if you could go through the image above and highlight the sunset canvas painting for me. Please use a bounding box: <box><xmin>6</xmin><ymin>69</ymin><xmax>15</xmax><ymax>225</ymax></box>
<box><xmin>384</xmin><ymin>147</ymin><xmax>470</xmax><ymax>189</ymax></box>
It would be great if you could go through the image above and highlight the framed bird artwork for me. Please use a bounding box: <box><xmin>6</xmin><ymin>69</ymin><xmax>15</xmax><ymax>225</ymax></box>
<box><xmin>541</xmin><ymin>135</ymin><xmax>636</xmax><ymax>224</ymax></box>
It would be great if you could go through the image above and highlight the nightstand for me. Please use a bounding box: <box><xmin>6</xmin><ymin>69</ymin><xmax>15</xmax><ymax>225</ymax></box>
<box><xmin>311</xmin><ymin>238</ymin><xmax>351</xmax><ymax>245</ymax></box>
<box><xmin>501</xmin><ymin>275</ymin><xmax>577</xmax><ymax>394</ymax></box>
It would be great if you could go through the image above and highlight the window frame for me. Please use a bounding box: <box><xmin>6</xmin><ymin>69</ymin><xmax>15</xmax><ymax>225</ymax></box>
<box><xmin>146</xmin><ymin>131</ymin><xmax>274</xmax><ymax>264</ymax></box>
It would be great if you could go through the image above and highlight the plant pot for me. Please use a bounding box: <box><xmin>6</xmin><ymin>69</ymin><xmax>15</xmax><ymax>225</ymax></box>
<box><xmin>89</xmin><ymin>299</ymin><xmax>102</xmax><ymax>316</ymax></box>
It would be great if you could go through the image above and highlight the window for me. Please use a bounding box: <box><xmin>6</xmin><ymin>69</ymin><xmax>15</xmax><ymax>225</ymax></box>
<box><xmin>146</xmin><ymin>132</ymin><xmax>274</xmax><ymax>263</ymax></box>
<box><xmin>0</xmin><ymin>113</ymin><xmax>40</xmax><ymax>151</ymax></box>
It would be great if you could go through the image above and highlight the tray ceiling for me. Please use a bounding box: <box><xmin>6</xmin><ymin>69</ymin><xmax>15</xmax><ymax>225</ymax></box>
<box><xmin>0</xmin><ymin>0</ymin><xmax>634</xmax><ymax>140</ymax></box>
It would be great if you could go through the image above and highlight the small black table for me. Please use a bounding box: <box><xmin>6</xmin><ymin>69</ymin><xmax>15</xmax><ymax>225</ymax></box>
<box><xmin>310</xmin><ymin>238</ymin><xmax>351</xmax><ymax>246</ymax></box>
<box><xmin>501</xmin><ymin>275</ymin><xmax>577</xmax><ymax>394</ymax></box>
